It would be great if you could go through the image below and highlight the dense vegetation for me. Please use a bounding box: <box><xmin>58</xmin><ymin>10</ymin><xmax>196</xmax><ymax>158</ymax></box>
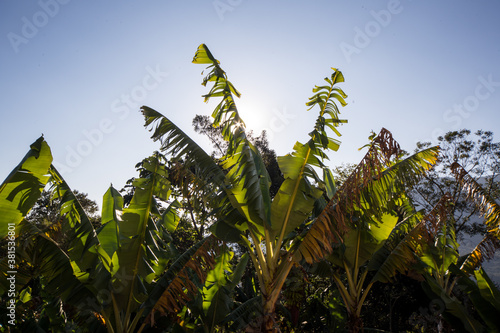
<box><xmin>1</xmin><ymin>44</ymin><xmax>500</xmax><ymax>333</ymax></box>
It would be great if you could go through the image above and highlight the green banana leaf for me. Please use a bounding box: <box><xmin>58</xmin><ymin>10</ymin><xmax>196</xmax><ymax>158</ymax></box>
<box><xmin>330</xmin><ymin>213</ymin><xmax>398</xmax><ymax>269</ymax></box>
<box><xmin>192</xmin><ymin>43</ymin><xmax>272</xmax><ymax>233</ymax></box>
<box><xmin>475</xmin><ymin>267</ymin><xmax>500</xmax><ymax>310</ymax></box>
<box><xmin>202</xmin><ymin>252</ymin><xmax>250</xmax><ymax>330</ymax></box>
<box><xmin>448</xmin><ymin>262</ymin><xmax>500</xmax><ymax>332</ymax></box>
<box><xmin>0</xmin><ymin>136</ymin><xmax>52</xmax><ymax>238</ymax></box>
<box><xmin>270</xmin><ymin>67</ymin><xmax>348</xmax><ymax>265</ymax></box>
<box><xmin>469</xmin><ymin>268</ymin><xmax>500</xmax><ymax>331</ymax></box>
<box><xmin>142</xmin><ymin>105</ymin><xmax>252</xmax><ymax>242</ymax></box>
<box><xmin>98</xmin><ymin>185</ymin><xmax>124</xmax><ymax>270</ymax></box>
<box><xmin>271</xmin><ymin>142</ymin><xmax>326</xmax><ymax>238</ymax></box>
<box><xmin>112</xmin><ymin>153</ymin><xmax>174</xmax><ymax>320</ymax></box>
<box><xmin>48</xmin><ymin>165</ymin><xmax>106</xmax><ymax>282</ymax></box>
<box><xmin>293</xmin><ymin>131</ymin><xmax>439</xmax><ymax>264</ymax></box>
<box><xmin>221</xmin><ymin>140</ymin><xmax>272</xmax><ymax>230</ymax></box>
<box><xmin>16</xmin><ymin>220</ymin><xmax>98</xmax><ymax>310</ymax></box>
<box><xmin>368</xmin><ymin>193</ymin><xmax>453</xmax><ymax>284</ymax></box>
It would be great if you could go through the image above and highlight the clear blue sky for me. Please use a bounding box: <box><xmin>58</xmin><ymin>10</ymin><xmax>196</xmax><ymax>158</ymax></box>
<box><xmin>1</xmin><ymin>0</ymin><xmax>500</xmax><ymax>206</ymax></box>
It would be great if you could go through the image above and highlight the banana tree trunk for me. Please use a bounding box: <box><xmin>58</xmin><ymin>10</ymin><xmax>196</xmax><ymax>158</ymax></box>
<box><xmin>258</xmin><ymin>260</ymin><xmax>294</xmax><ymax>332</ymax></box>
<box><xmin>347</xmin><ymin>311</ymin><xmax>363</xmax><ymax>333</ymax></box>
<box><xmin>262</xmin><ymin>294</ymin><xmax>278</xmax><ymax>333</ymax></box>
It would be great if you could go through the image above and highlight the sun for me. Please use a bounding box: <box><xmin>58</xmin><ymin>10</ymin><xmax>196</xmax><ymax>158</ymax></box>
<box><xmin>236</xmin><ymin>100</ymin><xmax>268</xmax><ymax>135</ymax></box>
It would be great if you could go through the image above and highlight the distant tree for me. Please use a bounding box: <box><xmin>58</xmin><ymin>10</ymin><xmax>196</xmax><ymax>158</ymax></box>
<box><xmin>193</xmin><ymin>114</ymin><xmax>284</xmax><ymax>198</ymax></box>
<box><xmin>331</xmin><ymin>162</ymin><xmax>357</xmax><ymax>187</ymax></box>
<box><xmin>411</xmin><ymin>129</ymin><xmax>500</xmax><ymax>237</ymax></box>
<box><xmin>192</xmin><ymin>114</ymin><xmax>227</xmax><ymax>158</ymax></box>
<box><xmin>24</xmin><ymin>189</ymin><xmax>101</xmax><ymax>253</ymax></box>
<box><xmin>27</xmin><ymin>189</ymin><xmax>101</xmax><ymax>228</ymax></box>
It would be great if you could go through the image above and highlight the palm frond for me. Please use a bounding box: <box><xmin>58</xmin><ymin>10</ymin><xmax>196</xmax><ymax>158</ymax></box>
<box><xmin>451</xmin><ymin>162</ymin><xmax>500</xmax><ymax>274</ymax></box>
<box><xmin>293</xmin><ymin>129</ymin><xmax>439</xmax><ymax>264</ymax></box>
<box><xmin>451</xmin><ymin>162</ymin><xmax>500</xmax><ymax>237</ymax></box>
<box><xmin>142</xmin><ymin>106</ymin><xmax>226</xmax><ymax>188</ymax></box>
<box><xmin>460</xmin><ymin>234</ymin><xmax>500</xmax><ymax>275</ymax></box>
<box><xmin>272</xmin><ymin>68</ymin><xmax>348</xmax><ymax>259</ymax></box>
<box><xmin>368</xmin><ymin>194</ymin><xmax>453</xmax><ymax>283</ymax></box>
<box><xmin>48</xmin><ymin>165</ymin><xmax>104</xmax><ymax>281</ymax></box>
<box><xmin>142</xmin><ymin>236</ymin><xmax>221</xmax><ymax>328</ymax></box>
<box><xmin>192</xmin><ymin>44</ymin><xmax>272</xmax><ymax>229</ymax></box>
<box><xmin>17</xmin><ymin>220</ymin><xmax>99</xmax><ymax>308</ymax></box>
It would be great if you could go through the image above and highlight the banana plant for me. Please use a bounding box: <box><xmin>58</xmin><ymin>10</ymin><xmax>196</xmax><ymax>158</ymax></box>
<box><xmin>140</xmin><ymin>44</ymin><xmax>439</xmax><ymax>332</ymax></box>
<box><xmin>412</xmin><ymin>162</ymin><xmax>500</xmax><ymax>332</ymax></box>
<box><xmin>453</xmin><ymin>266</ymin><xmax>500</xmax><ymax>332</ymax></box>
<box><xmin>0</xmin><ymin>138</ymin><xmax>223</xmax><ymax>333</ymax></box>
<box><xmin>0</xmin><ymin>137</ymin><xmax>106</xmax><ymax>330</ymax></box>
<box><xmin>300</xmin><ymin>130</ymin><xmax>439</xmax><ymax>333</ymax></box>
<box><xmin>414</xmin><ymin>200</ymin><xmax>486</xmax><ymax>332</ymax></box>
<box><xmin>141</xmin><ymin>43</ymin><xmax>348</xmax><ymax>332</ymax></box>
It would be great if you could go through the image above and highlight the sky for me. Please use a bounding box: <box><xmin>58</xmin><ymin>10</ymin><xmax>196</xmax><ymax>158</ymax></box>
<box><xmin>1</xmin><ymin>0</ymin><xmax>500</xmax><ymax>208</ymax></box>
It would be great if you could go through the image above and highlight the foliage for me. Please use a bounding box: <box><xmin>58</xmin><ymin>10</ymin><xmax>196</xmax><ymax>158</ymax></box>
<box><xmin>26</xmin><ymin>189</ymin><xmax>101</xmax><ymax>228</ymax></box>
<box><xmin>386</xmin><ymin>130</ymin><xmax>500</xmax><ymax>332</ymax></box>
<box><xmin>315</xmin><ymin>130</ymin><xmax>439</xmax><ymax>332</ymax></box>
<box><xmin>455</xmin><ymin>266</ymin><xmax>500</xmax><ymax>331</ymax></box>
<box><xmin>0</xmin><ymin>140</ymin><xmax>225</xmax><ymax>333</ymax></box>
<box><xmin>412</xmin><ymin>129</ymin><xmax>500</xmax><ymax>237</ymax></box>
<box><xmin>408</xmin><ymin>161</ymin><xmax>500</xmax><ymax>332</ymax></box>
<box><xmin>141</xmin><ymin>42</ymin><xmax>352</xmax><ymax>332</ymax></box>
<box><xmin>362</xmin><ymin>274</ymin><xmax>428</xmax><ymax>332</ymax></box>
<box><xmin>2</xmin><ymin>45</ymin><xmax>500</xmax><ymax>333</ymax></box>
<box><xmin>0</xmin><ymin>188</ymin><xmax>101</xmax><ymax>331</ymax></box>
<box><xmin>0</xmin><ymin>136</ymin><xmax>52</xmax><ymax>239</ymax></box>
<box><xmin>140</xmin><ymin>44</ymin><xmax>445</xmax><ymax>333</ymax></box>
<box><xmin>193</xmin><ymin>114</ymin><xmax>284</xmax><ymax>198</ymax></box>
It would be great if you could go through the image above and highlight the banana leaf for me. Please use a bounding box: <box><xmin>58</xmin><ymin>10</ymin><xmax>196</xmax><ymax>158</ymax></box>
<box><xmin>0</xmin><ymin>136</ymin><xmax>52</xmax><ymax>238</ymax></box>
